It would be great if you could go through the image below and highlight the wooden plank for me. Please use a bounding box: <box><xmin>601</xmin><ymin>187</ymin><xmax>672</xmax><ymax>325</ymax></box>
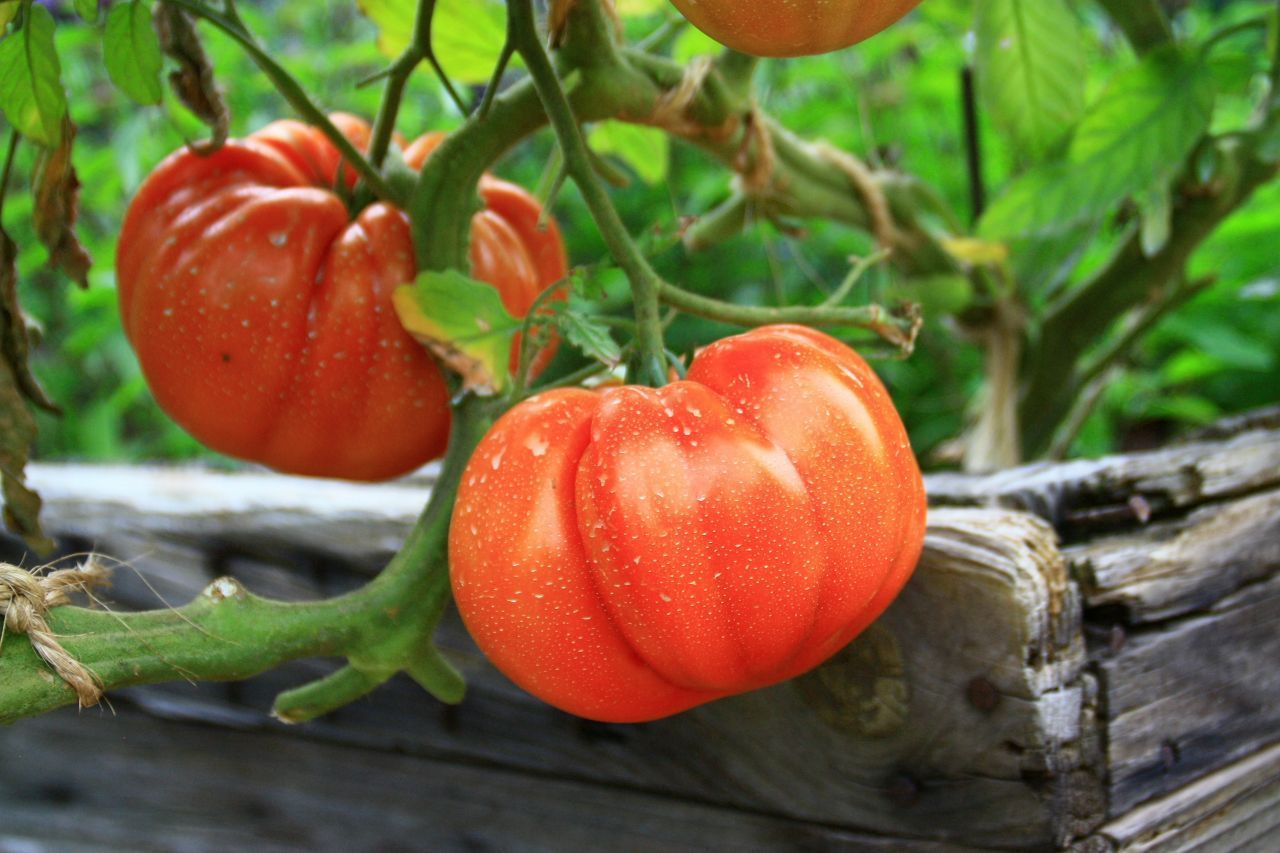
<box><xmin>1068</xmin><ymin>488</ymin><xmax>1280</xmax><ymax>622</ymax></box>
<box><xmin>1094</xmin><ymin>572</ymin><xmax>1280</xmax><ymax>816</ymax></box>
<box><xmin>4</xmin><ymin>507</ymin><xmax>1099</xmax><ymax>849</ymax></box>
<box><xmin>0</xmin><ymin>705</ymin><xmax>976</xmax><ymax>852</ymax></box>
<box><xmin>926</xmin><ymin>427</ymin><xmax>1280</xmax><ymax>534</ymax></box>
<box><xmin>1084</xmin><ymin>740</ymin><xmax>1280</xmax><ymax>852</ymax></box>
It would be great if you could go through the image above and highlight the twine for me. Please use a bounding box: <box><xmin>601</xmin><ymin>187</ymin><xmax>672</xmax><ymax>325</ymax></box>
<box><xmin>0</xmin><ymin>558</ymin><xmax>110</xmax><ymax>707</ymax></box>
<box><xmin>733</xmin><ymin>104</ymin><xmax>777</xmax><ymax>195</ymax></box>
<box><xmin>650</xmin><ymin>56</ymin><xmax>738</xmax><ymax>139</ymax></box>
<box><xmin>812</xmin><ymin>141</ymin><xmax>900</xmax><ymax>251</ymax></box>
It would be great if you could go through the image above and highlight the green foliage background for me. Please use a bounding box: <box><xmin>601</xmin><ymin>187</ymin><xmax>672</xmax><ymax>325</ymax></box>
<box><xmin>6</xmin><ymin>0</ymin><xmax>1279</xmax><ymax>469</ymax></box>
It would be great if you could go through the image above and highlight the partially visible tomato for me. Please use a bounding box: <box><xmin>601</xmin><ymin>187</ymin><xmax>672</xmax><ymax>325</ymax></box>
<box><xmin>117</xmin><ymin>115</ymin><xmax>567</xmax><ymax>481</ymax></box>
<box><xmin>449</xmin><ymin>325</ymin><xmax>926</xmax><ymax>722</ymax></box>
<box><xmin>669</xmin><ymin>0</ymin><xmax>921</xmax><ymax>57</ymax></box>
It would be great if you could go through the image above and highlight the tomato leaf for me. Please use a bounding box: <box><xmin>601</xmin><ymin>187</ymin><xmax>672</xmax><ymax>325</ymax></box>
<box><xmin>103</xmin><ymin>0</ymin><xmax>164</xmax><ymax>106</ymax></box>
<box><xmin>393</xmin><ymin>269</ymin><xmax>519</xmax><ymax>393</ymax></box>
<box><xmin>359</xmin><ymin>0</ymin><xmax>509</xmax><ymax>86</ymax></box>
<box><xmin>558</xmin><ymin>308</ymin><xmax>622</xmax><ymax>367</ymax></box>
<box><xmin>980</xmin><ymin>47</ymin><xmax>1214</xmax><ymax>239</ymax></box>
<box><xmin>32</xmin><ymin>118</ymin><xmax>92</xmax><ymax>288</ymax></box>
<box><xmin>155</xmin><ymin>5</ymin><xmax>229</xmax><ymax>153</ymax></box>
<box><xmin>587</xmin><ymin>121</ymin><xmax>669</xmax><ymax>185</ymax></box>
<box><xmin>0</xmin><ymin>229</ymin><xmax>55</xmax><ymax>554</ymax></box>
<box><xmin>0</xmin><ymin>2</ymin><xmax>19</xmax><ymax>30</ymax></box>
<box><xmin>73</xmin><ymin>0</ymin><xmax>100</xmax><ymax>24</ymax></box>
<box><xmin>974</xmin><ymin>0</ymin><xmax>1085</xmax><ymax>160</ymax></box>
<box><xmin>0</xmin><ymin>4</ymin><xmax>67</xmax><ymax>146</ymax></box>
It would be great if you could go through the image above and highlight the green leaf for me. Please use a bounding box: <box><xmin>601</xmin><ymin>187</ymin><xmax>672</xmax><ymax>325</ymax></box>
<box><xmin>980</xmin><ymin>47</ymin><xmax>1215</xmax><ymax>239</ymax></box>
<box><xmin>103</xmin><ymin>0</ymin><xmax>163</xmax><ymax>105</ymax></box>
<box><xmin>1143</xmin><ymin>394</ymin><xmax>1221</xmax><ymax>425</ymax></box>
<box><xmin>359</xmin><ymin>0</ymin><xmax>508</xmax><ymax>86</ymax></box>
<box><xmin>0</xmin><ymin>4</ymin><xmax>67</xmax><ymax>146</ymax></box>
<box><xmin>0</xmin><ymin>2</ymin><xmax>19</xmax><ymax>30</ymax></box>
<box><xmin>974</xmin><ymin>0</ymin><xmax>1086</xmax><ymax>159</ymax></box>
<box><xmin>587</xmin><ymin>121</ymin><xmax>669</xmax><ymax>185</ymax></box>
<box><xmin>392</xmin><ymin>269</ymin><xmax>520</xmax><ymax>393</ymax></box>
<box><xmin>1137</xmin><ymin>183</ymin><xmax>1171</xmax><ymax>257</ymax></box>
<box><xmin>74</xmin><ymin>0</ymin><xmax>100</xmax><ymax>24</ymax></box>
<box><xmin>558</xmin><ymin>309</ymin><xmax>622</xmax><ymax>367</ymax></box>
<box><xmin>616</xmin><ymin>0</ymin><xmax>667</xmax><ymax>16</ymax></box>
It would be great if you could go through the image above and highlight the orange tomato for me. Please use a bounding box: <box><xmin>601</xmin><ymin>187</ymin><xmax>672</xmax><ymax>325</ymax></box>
<box><xmin>450</xmin><ymin>325</ymin><xmax>927</xmax><ymax>722</ymax></box>
<box><xmin>117</xmin><ymin>115</ymin><xmax>567</xmax><ymax>481</ymax></box>
<box><xmin>669</xmin><ymin>0</ymin><xmax>921</xmax><ymax>57</ymax></box>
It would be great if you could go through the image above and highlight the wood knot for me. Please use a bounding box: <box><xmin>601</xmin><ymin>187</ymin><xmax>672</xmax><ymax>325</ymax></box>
<box><xmin>794</xmin><ymin>622</ymin><xmax>909</xmax><ymax>737</ymax></box>
<box><xmin>0</xmin><ymin>558</ymin><xmax>111</xmax><ymax>708</ymax></box>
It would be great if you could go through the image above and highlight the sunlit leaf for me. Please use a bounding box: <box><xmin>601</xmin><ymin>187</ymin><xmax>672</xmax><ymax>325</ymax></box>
<box><xmin>104</xmin><ymin>0</ymin><xmax>164</xmax><ymax>105</ymax></box>
<box><xmin>940</xmin><ymin>236</ymin><xmax>1008</xmax><ymax>267</ymax></box>
<box><xmin>0</xmin><ymin>2</ymin><xmax>19</xmax><ymax>30</ymax></box>
<box><xmin>359</xmin><ymin>0</ymin><xmax>508</xmax><ymax>86</ymax></box>
<box><xmin>588</xmin><ymin>121</ymin><xmax>669</xmax><ymax>184</ymax></box>
<box><xmin>980</xmin><ymin>48</ymin><xmax>1214</xmax><ymax>239</ymax></box>
<box><xmin>73</xmin><ymin>0</ymin><xmax>100</xmax><ymax>24</ymax></box>
<box><xmin>0</xmin><ymin>4</ymin><xmax>66</xmax><ymax>146</ymax></box>
<box><xmin>393</xmin><ymin>269</ymin><xmax>520</xmax><ymax>393</ymax></box>
<box><xmin>974</xmin><ymin>0</ymin><xmax>1085</xmax><ymax>159</ymax></box>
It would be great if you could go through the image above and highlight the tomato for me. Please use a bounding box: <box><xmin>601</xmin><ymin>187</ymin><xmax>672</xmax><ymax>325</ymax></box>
<box><xmin>117</xmin><ymin>115</ymin><xmax>567</xmax><ymax>481</ymax></box>
<box><xmin>449</xmin><ymin>325</ymin><xmax>926</xmax><ymax>722</ymax></box>
<box><xmin>668</xmin><ymin>0</ymin><xmax>921</xmax><ymax>57</ymax></box>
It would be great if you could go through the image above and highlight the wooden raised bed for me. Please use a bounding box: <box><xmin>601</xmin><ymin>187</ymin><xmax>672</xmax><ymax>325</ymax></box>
<box><xmin>2</xmin><ymin>418</ymin><xmax>1278</xmax><ymax>850</ymax></box>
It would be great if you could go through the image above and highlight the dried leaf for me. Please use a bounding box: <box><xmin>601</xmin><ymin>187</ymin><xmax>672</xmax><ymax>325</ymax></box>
<box><xmin>155</xmin><ymin>5</ymin><xmax>228</xmax><ymax>154</ymax></box>
<box><xmin>0</xmin><ymin>230</ymin><xmax>54</xmax><ymax>553</ymax></box>
<box><xmin>32</xmin><ymin>118</ymin><xmax>92</xmax><ymax>289</ymax></box>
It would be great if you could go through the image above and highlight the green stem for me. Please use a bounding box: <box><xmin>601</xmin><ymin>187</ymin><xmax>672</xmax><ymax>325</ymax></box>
<box><xmin>163</xmin><ymin>0</ymin><xmax>398</xmax><ymax>204</ymax></box>
<box><xmin>658</xmin><ymin>281</ymin><xmax>919</xmax><ymax>352</ymax></box>
<box><xmin>0</xmin><ymin>397</ymin><xmax>503</xmax><ymax>725</ymax></box>
<box><xmin>0</xmin><ymin>131</ymin><xmax>18</xmax><ymax>219</ymax></box>
<box><xmin>510</xmin><ymin>0</ymin><xmax>667</xmax><ymax>387</ymax></box>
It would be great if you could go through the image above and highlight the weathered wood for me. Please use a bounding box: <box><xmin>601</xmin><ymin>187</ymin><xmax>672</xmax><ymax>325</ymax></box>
<box><xmin>1</xmin><ymin>705</ymin><xmax>977</xmax><ymax>852</ymax></box>
<box><xmin>2</xmin><ymin>503</ymin><xmax>1097</xmax><ymax>849</ymax></box>
<box><xmin>926</xmin><ymin>426</ymin><xmax>1280</xmax><ymax>535</ymax></box>
<box><xmin>1092</xmin><ymin>571</ymin><xmax>1280</xmax><ymax>817</ymax></box>
<box><xmin>1083</xmin><ymin>740</ymin><xmax>1280</xmax><ymax>852</ymax></box>
<box><xmin>1068</xmin><ymin>487</ymin><xmax>1280</xmax><ymax>622</ymax></box>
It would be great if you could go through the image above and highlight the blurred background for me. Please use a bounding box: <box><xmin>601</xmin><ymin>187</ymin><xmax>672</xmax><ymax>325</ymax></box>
<box><xmin>8</xmin><ymin>0</ymin><xmax>1279</xmax><ymax>470</ymax></box>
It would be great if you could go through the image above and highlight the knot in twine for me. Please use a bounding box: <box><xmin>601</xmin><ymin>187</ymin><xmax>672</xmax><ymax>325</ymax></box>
<box><xmin>0</xmin><ymin>559</ymin><xmax>110</xmax><ymax>708</ymax></box>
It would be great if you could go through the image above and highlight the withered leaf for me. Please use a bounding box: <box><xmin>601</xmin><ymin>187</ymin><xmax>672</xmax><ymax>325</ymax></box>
<box><xmin>0</xmin><ymin>229</ymin><xmax>54</xmax><ymax>553</ymax></box>
<box><xmin>32</xmin><ymin>117</ymin><xmax>92</xmax><ymax>289</ymax></box>
<box><xmin>155</xmin><ymin>5</ymin><xmax>229</xmax><ymax>154</ymax></box>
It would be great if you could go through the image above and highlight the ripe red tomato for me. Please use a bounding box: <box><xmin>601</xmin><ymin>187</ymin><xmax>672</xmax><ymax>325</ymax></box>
<box><xmin>450</xmin><ymin>325</ymin><xmax>926</xmax><ymax>722</ymax></box>
<box><xmin>117</xmin><ymin>115</ymin><xmax>567</xmax><ymax>481</ymax></box>
<box><xmin>669</xmin><ymin>0</ymin><xmax>921</xmax><ymax>57</ymax></box>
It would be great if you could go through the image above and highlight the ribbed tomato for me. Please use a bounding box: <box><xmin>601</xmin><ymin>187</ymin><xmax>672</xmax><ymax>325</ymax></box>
<box><xmin>117</xmin><ymin>115</ymin><xmax>567</xmax><ymax>481</ymax></box>
<box><xmin>449</xmin><ymin>325</ymin><xmax>926</xmax><ymax>722</ymax></box>
<box><xmin>669</xmin><ymin>0</ymin><xmax>921</xmax><ymax>57</ymax></box>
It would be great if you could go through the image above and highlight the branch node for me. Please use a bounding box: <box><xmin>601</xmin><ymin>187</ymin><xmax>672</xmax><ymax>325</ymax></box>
<box><xmin>0</xmin><ymin>558</ymin><xmax>111</xmax><ymax>708</ymax></box>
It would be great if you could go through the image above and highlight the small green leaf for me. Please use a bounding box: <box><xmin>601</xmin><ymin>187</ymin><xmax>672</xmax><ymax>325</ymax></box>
<box><xmin>74</xmin><ymin>0</ymin><xmax>100</xmax><ymax>24</ymax></box>
<box><xmin>974</xmin><ymin>0</ymin><xmax>1086</xmax><ymax>159</ymax></box>
<box><xmin>887</xmin><ymin>274</ymin><xmax>974</xmax><ymax>317</ymax></box>
<box><xmin>587</xmin><ymin>122</ymin><xmax>669</xmax><ymax>185</ymax></box>
<box><xmin>359</xmin><ymin>0</ymin><xmax>508</xmax><ymax>86</ymax></box>
<box><xmin>1137</xmin><ymin>184</ymin><xmax>1171</xmax><ymax>257</ymax></box>
<box><xmin>392</xmin><ymin>269</ymin><xmax>520</xmax><ymax>393</ymax></box>
<box><xmin>1143</xmin><ymin>394</ymin><xmax>1221</xmax><ymax>426</ymax></box>
<box><xmin>558</xmin><ymin>309</ymin><xmax>622</xmax><ymax>367</ymax></box>
<box><xmin>981</xmin><ymin>47</ymin><xmax>1215</xmax><ymax>239</ymax></box>
<box><xmin>0</xmin><ymin>4</ymin><xmax>67</xmax><ymax>146</ymax></box>
<box><xmin>104</xmin><ymin>0</ymin><xmax>164</xmax><ymax>105</ymax></box>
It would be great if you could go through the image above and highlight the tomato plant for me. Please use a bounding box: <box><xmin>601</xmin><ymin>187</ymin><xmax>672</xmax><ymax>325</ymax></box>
<box><xmin>450</xmin><ymin>326</ymin><xmax>926</xmax><ymax>721</ymax></box>
<box><xmin>116</xmin><ymin>114</ymin><xmax>567</xmax><ymax>481</ymax></box>
<box><xmin>668</xmin><ymin>0</ymin><xmax>922</xmax><ymax>57</ymax></box>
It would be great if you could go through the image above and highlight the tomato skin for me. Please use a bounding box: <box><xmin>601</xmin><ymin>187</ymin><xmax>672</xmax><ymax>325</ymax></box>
<box><xmin>117</xmin><ymin>116</ymin><xmax>567</xmax><ymax>481</ymax></box>
<box><xmin>449</xmin><ymin>325</ymin><xmax>926</xmax><ymax>722</ymax></box>
<box><xmin>669</xmin><ymin>0</ymin><xmax>921</xmax><ymax>57</ymax></box>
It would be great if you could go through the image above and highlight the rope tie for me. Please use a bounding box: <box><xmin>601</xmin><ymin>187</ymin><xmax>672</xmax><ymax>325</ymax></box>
<box><xmin>650</xmin><ymin>56</ymin><xmax>738</xmax><ymax>140</ymax></box>
<box><xmin>0</xmin><ymin>559</ymin><xmax>109</xmax><ymax>707</ymax></box>
<box><xmin>812</xmin><ymin>141</ymin><xmax>900</xmax><ymax>251</ymax></box>
<box><xmin>733</xmin><ymin>103</ymin><xmax>777</xmax><ymax>195</ymax></box>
